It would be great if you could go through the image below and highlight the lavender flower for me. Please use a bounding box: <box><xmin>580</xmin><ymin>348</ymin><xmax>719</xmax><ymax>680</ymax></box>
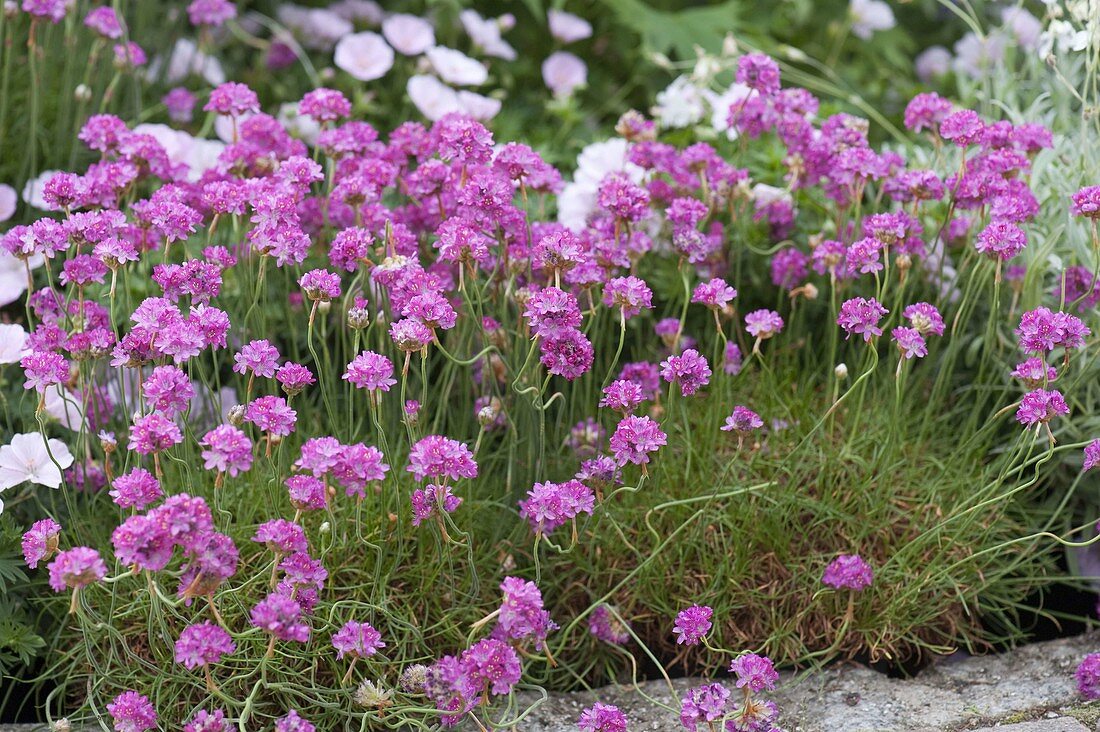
<box><xmin>672</xmin><ymin>605</ymin><xmax>713</xmax><ymax>646</ymax></box>
<box><xmin>822</xmin><ymin>554</ymin><xmax>874</xmax><ymax>590</ymax></box>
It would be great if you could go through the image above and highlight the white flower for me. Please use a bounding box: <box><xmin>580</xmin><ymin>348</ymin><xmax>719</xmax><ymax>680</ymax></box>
<box><xmin>407</xmin><ymin>75</ymin><xmax>461</xmax><ymax>121</ymax></box>
<box><xmin>0</xmin><ymin>432</ymin><xmax>75</xmax><ymax>492</ymax></box>
<box><xmin>547</xmin><ymin>9</ymin><xmax>592</xmax><ymax>43</ymax></box>
<box><xmin>0</xmin><ymin>323</ymin><xmax>27</xmax><ymax>364</ymax></box>
<box><xmin>153</xmin><ymin>38</ymin><xmax>225</xmax><ymax>86</ymax></box>
<box><xmin>456</xmin><ymin>91</ymin><xmax>501</xmax><ymax>121</ymax></box>
<box><xmin>952</xmin><ymin>31</ymin><xmax>1007</xmax><ymax>79</ymax></box>
<box><xmin>42</xmin><ymin>385</ymin><xmax>85</xmax><ymax>433</ymax></box>
<box><xmin>277</xmin><ymin>103</ymin><xmax>322</xmax><ymax>145</ymax></box>
<box><xmin>425</xmin><ymin>46</ymin><xmax>488</xmax><ymax>86</ymax></box>
<box><xmin>542</xmin><ymin>51</ymin><xmax>587</xmax><ymax>97</ymax></box>
<box><xmin>0</xmin><ymin>248</ymin><xmax>42</xmax><ymax>308</ymax></box>
<box><xmin>22</xmin><ymin>169</ymin><xmax>60</xmax><ymax>211</ymax></box>
<box><xmin>329</xmin><ymin>0</ymin><xmax>383</xmax><ymax>25</ymax></box>
<box><xmin>1001</xmin><ymin>7</ymin><xmax>1042</xmax><ymax>50</ymax></box>
<box><xmin>653</xmin><ymin>76</ymin><xmax>705</xmax><ymax>129</ymax></box>
<box><xmin>849</xmin><ymin>0</ymin><xmax>895</xmax><ymax>40</ymax></box>
<box><xmin>558</xmin><ymin>138</ymin><xmax>644</xmax><ymax>230</ymax></box>
<box><xmin>703</xmin><ymin>83</ymin><xmax>753</xmax><ymax>139</ymax></box>
<box><xmin>334</xmin><ymin>31</ymin><xmax>395</xmax><ymax>81</ymax></box>
<box><xmin>1038</xmin><ymin>20</ymin><xmax>1090</xmax><ymax>57</ymax></box>
<box><xmin>751</xmin><ymin>183</ymin><xmax>792</xmax><ymax>207</ymax></box>
<box><xmin>382</xmin><ymin>14</ymin><xmax>434</xmax><ymax>56</ymax></box>
<box><xmin>277</xmin><ymin>6</ymin><xmax>352</xmax><ymax>51</ymax></box>
<box><xmin>459</xmin><ymin>10</ymin><xmax>516</xmax><ymax>60</ymax></box>
<box><xmin>0</xmin><ymin>184</ymin><xmax>15</xmax><ymax>222</ymax></box>
<box><xmin>915</xmin><ymin>46</ymin><xmax>952</xmax><ymax>82</ymax></box>
<box><xmin>133</xmin><ymin>124</ymin><xmax>225</xmax><ymax>182</ymax></box>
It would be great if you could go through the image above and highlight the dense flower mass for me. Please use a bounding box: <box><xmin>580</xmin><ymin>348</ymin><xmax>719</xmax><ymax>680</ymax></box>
<box><xmin>3</xmin><ymin>13</ymin><xmax>1098</xmax><ymax>728</ymax></box>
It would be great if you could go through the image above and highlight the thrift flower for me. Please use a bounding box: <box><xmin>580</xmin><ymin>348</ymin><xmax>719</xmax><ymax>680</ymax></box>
<box><xmin>660</xmin><ymin>349</ymin><xmax>711</xmax><ymax>397</ymax></box>
<box><xmin>48</xmin><ymin>547</ymin><xmax>106</xmax><ymax>597</ymax></box>
<box><xmin>250</xmin><ymin>592</ymin><xmax>310</xmax><ymax>642</ymax></box>
<box><xmin>729</xmin><ymin>653</ymin><xmax>779</xmax><ymax>692</ymax></box>
<box><xmin>1084</xmin><ymin>440</ymin><xmax>1100</xmax><ymax>471</ymax></box>
<box><xmin>344</xmin><ymin>351</ymin><xmax>397</xmax><ymax>392</ymax></box>
<box><xmin>744</xmin><ymin>309</ymin><xmax>784</xmax><ymax>340</ymax></box>
<box><xmin>672</xmin><ymin>605</ymin><xmax>713</xmax><ymax>646</ymax></box>
<box><xmin>406</xmin><ymin>435</ymin><xmax>478</xmax><ymax>482</ymax></box>
<box><xmin>837</xmin><ymin>297</ymin><xmax>888</xmax><ymax>342</ymax></box>
<box><xmin>518</xmin><ymin>480</ymin><xmax>594</xmax><ymax>534</ymax></box>
<box><xmin>332</xmin><ymin>620</ymin><xmax>385</xmax><ymax>659</ymax></box>
<box><xmin>1016</xmin><ymin>389</ymin><xmax>1069</xmax><ymax>427</ymax></box>
<box><xmin>603</xmin><ymin>276</ymin><xmax>653</xmax><ymax>319</ymax></box>
<box><xmin>577</xmin><ymin>703</ymin><xmax>628</xmax><ymax>732</ymax></box>
<box><xmin>107</xmin><ymin>691</ymin><xmax>157</xmax><ymax>732</ymax></box>
<box><xmin>721</xmin><ymin>406</ymin><xmax>763</xmax><ymax>438</ymax></box>
<box><xmin>892</xmin><ymin>327</ymin><xmax>927</xmax><ymax>359</ymax></box>
<box><xmin>609</xmin><ymin>415</ymin><xmax>667</xmax><ymax>467</ymax></box>
<box><xmin>21</xmin><ymin>517</ymin><xmax>61</xmax><ymax>569</ymax></box>
<box><xmin>175</xmin><ymin>621</ymin><xmax>236</xmax><ymax>670</ymax></box>
<box><xmin>822</xmin><ymin>554</ymin><xmax>874</xmax><ymax>590</ymax></box>
<box><xmin>109</xmin><ymin>468</ymin><xmax>163</xmax><ymax>510</ymax></box>
<box><xmin>1077</xmin><ymin>654</ymin><xmax>1100</xmax><ymax>700</ymax></box>
<box><xmin>588</xmin><ymin>605</ymin><xmax>631</xmax><ymax>645</ymax></box>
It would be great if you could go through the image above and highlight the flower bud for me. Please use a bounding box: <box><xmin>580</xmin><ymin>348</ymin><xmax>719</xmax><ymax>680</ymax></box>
<box><xmin>74</xmin><ymin>84</ymin><xmax>92</xmax><ymax>103</ymax></box>
<box><xmin>227</xmin><ymin>405</ymin><xmax>246</xmax><ymax>426</ymax></box>
<box><xmin>835</xmin><ymin>363</ymin><xmax>848</xmax><ymax>380</ymax></box>
<box><xmin>347</xmin><ymin>306</ymin><xmax>370</xmax><ymax>330</ymax></box>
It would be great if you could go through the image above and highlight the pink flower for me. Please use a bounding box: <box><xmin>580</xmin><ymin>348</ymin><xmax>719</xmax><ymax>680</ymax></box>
<box><xmin>692</xmin><ymin>278</ymin><xmax>737</xmax><ymax>310</ymax></box>
<box><xmin>892</xmin><ymin>327</ymin><xmax>927</xmax><ymax>359</ymax></box>
<box><xmin>736</xmin><ymin>53</ymin><xmax>781</xmax><ymax>96</ymax></box>
<box><xmin>128</xmin><ymin>413</ymin><xmax>183</xmax><ymax>455</ymax></box>
<box><xmin>672</xmin><ymin>605</ymin><xmax>712</xmax><ymax>645</ymax></box>
<box><xmin>603</xmin><ymin>276</ymin><xmax>653</xmax><ymax>319</ymax></box>
<box><xmin>109</xmin><ymin>468</ymin><xmax>163</xmax><ymax>509</ymax></box>
<box><xmin>107</xmin><ymin>691</ymin><xmax>157</xmax><ymax>732</ymax></box>
<box><xmin>1084</xmin><ymin>439</ymin><xmax>1100</xmax><ymax>471</ymax></box>
<box><xmin>837</xmin><ymin>297</ymin><xmax>888</xmax><ymax>342</ymax></box>
<box><xmin>721</xmin><ymin>406</ymin><xmax>763</xmax><ymax>435</ymax></box>
<box><xmin>406</xmin><ymin>435</ymin><xmax>478</xmax><ymax>483</ymax></box>
<box><xmin>1015</xmin><ymin>388</ymin><xmax>1069</xmax><ymax>427</ymax></box>
<box><xmin>518</xmin><ymin>480</ymin><xmax>594</xmax><ymax>534</ymax></box>
<box><xmin>244</xmin><ymin>396</ymin><xmax>297</xmax><ymax>436</ymax></box>
<box><xmin>204</xmin><ymin>82</ymin><xmax>259</xmax><ymax>117</ymax></box>
<box><xmin>822</xmin><ymin>554</ymin><xmax>874</xmax><ymax>590</ymax></box>
<box><xmin>47</xmin><ymin>546</ymin><xmax>106</xmax><ymax>592</ymax></box>
<box><xmin>343</xmin><ymin>351</ymin><xmax>397</xmax><ymax>392</ymax></box>
<box><xmin>21</xmin><ymin>518</ymin><xmax>61</xmax><ymax>569</ymax></box>
<box><xmin>250</xmin><ymin>592</ymin><xmax>310</xmax><ymax>642</ymax></box>
<box><xmin>728</xmin><ymin>653</ymin><xmax>778</xmax><ymax>692</ymax></box>
<box><xmin>609</xmin><ymin>415</ymin><xmax>666</xmax><ymax>467</ymax></box>
<box><xmin>744</xmin><ymin>309</ymin><xmax>784</xmax><ymax>339</ymax></box>
<box><xmin>660</xmin><ymin>349</ymin><xmax>711</xmax><ymax>397</ymax></box>
<box><xmin>175</xmin><ymin>621</ymin><xmax>235</xmax><ymax>669</ymax></box>
<box><xmin>233</xmin><ymin>339</ymin><xmax>281</xmax><ymax>378</ymax></box>
<box><xmin>332</xmin><ymin>620</ymin><xmax>385</xmax><ymax>659</ymax></box>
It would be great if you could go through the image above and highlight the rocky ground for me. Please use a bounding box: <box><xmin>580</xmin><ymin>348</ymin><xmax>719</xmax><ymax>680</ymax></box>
<box><xmin>3</xmin><ymin>633</ymin><xmax>1100</xmax><ymax>731</ymax></box>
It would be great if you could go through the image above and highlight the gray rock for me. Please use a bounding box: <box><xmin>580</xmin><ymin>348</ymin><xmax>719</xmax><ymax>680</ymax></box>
<box><xmin>2</xmin><ymin>633</ymin><xmax>1099</xmax><ymax>731</ymax></box>
<box><xmin>518</xmin><ymin>631</ymin><xmax>1100</xmax><ymax>731</ymax></box>
<box><xmin>969</xmin><ymin>722</ymin><xmax>1089</xmax><ymax>732</ymax></box>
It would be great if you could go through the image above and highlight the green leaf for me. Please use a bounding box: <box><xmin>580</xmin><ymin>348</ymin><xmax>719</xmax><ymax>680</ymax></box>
<box><xmin>595</xmin><ymin>0</ymin><xmax>745</xmax><ymax>59</ymax></box>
